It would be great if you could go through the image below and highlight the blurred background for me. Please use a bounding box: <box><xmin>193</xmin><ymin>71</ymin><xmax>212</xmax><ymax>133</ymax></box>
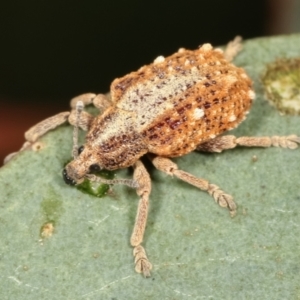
<box><xmin>1</xmin><ymin>0</ymin><xmax>300</xmax><ymax>164</ymax></box>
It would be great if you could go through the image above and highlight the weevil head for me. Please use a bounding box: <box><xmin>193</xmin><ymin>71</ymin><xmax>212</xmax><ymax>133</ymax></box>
<box><xmin>63</xmin><ymin>146</ymin><xmax>101</xmax><ymax>185</ymax></box>
<box><xmin>63</xmin><ymin>108</ymin><xmax>148</xmax><ymax>185</ymax></box>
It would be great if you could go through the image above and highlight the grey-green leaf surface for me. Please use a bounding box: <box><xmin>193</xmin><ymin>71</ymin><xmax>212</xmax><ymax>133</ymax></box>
<box><xmin>1</xmin><ymin>35</ymin><xmax>300</xmax><ymax>300</ymax></box>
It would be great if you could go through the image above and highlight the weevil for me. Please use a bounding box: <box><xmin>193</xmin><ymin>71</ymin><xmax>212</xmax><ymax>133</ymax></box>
<box><xmin>5</xmin><ymin>37</ymin><xmax>300</xmax><ymax>277</ymax></box>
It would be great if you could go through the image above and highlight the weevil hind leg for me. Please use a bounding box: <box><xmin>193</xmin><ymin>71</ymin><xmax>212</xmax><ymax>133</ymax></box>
<box><xmin>196</xmin><ymin>135</ymin><xmax>300</xmax><ymax>153</ymax></box>
<box><xmin>130</xmin><ymin>160</ymin><xmax>152</xmax><ymax>277</ymax></box>
<box><xmin>148</xmin><ymin>154</ymin><xmax>237</xmax><ymax>217</ymax></box>
<box><xmin>223</xmin><ymin>36</ymin><xmax>243</xmax><ymax>62</ymax></box>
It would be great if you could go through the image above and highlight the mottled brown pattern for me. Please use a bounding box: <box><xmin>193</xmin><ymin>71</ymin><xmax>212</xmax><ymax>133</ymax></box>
<box><xmin>109</xmin><ymin>44</ymin><xmax>253</xmax><ymax>158</ymax></box>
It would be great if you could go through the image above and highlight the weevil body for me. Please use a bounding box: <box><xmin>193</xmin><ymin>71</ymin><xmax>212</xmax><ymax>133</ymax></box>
<box><xmin>7</xmin><ymin>37</ymin><xmax>300</xmax><ymax>277</ymax></box>
<box><xmin>65</xmin><ymin>41</ymin><xmax>254</xmax><ymax>182</ymax></box>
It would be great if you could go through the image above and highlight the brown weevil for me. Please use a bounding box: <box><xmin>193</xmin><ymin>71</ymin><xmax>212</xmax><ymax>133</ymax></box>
<box><xmin>5</xmin><ymin>37</ymin><xmax>300</xmax><ymax>276</ymax></box>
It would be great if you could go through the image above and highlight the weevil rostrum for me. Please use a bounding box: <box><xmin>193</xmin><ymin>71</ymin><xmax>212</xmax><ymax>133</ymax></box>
<box><xmin>6</xmin><ymin>37</ymin><xmax>300</xmax><ymax>277</ymax></box>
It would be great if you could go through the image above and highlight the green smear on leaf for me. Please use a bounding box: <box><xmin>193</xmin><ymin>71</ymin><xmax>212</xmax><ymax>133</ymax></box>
<box><xmin>76</xmin><ymin>170</ymin><xmax>114</xmax><ymax>197</ymax></box>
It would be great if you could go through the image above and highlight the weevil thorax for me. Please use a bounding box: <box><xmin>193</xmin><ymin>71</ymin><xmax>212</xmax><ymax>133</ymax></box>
<box><xmin>109</xmin><ymin>43</ymin><xmax>255</xmax><ymax>157</ymax></box>
<box><xmin>84</xmin><ymin>106</ymin><xmax>148</xmax><ymax>169</ymax></box>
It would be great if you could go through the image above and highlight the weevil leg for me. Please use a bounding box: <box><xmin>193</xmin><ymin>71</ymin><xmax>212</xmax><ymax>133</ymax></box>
<box><xmin>25</xmin><ymin>112</ymin><xmax>70</xmax><ymax>143</ymax></box>
<box><xmin>196</xmin><ymin>135</ymin><xmax>300</xmax><ymax>153</ymax></box>
<box><xmin>72</xmin><ymin>101</ymin><xmax>84</xmax><ymax>159</ymax></box>
<box><xmin>130</xmin><ymin>160</ymin><xmax>152</xmax><ymax>277</ymax></box>
<box><xmin>223</xmin><ymin>36</ymin><xmax>243</xmax><ymax>62</ymax></box>
<box><xmin>70</xmin><ymin>93</ymin><xmax>112</xmax><ymax>110</ymax></box>
<box><xmin>148</xmin><ymin>154</ymin><xmax>237</xmax><ymax>217</ymax></box>
<box><xmin>68</xmin><ymin>110</ymin><xmax>94</xmax><ymax>131</ymax></box>
<box><xmin>68</xmin><ymin>93</ymin><xmax>112</xmax><ymax>132</ymax></box>
<box><xmin>4</xmin><ymin>112</ymin><xmax>70</xmax><ymax>164</ymax></box>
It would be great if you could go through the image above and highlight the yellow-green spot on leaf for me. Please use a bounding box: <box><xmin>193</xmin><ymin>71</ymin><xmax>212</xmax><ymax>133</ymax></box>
<box><xmin>40</xmin><ymin>190</ymin><xmax>64</xmax><ymax>221</ymax></box>
<box><xmin>262</xmin><ymin>57</ymin><xmax>300</xmax><ymax>115</ymax></box>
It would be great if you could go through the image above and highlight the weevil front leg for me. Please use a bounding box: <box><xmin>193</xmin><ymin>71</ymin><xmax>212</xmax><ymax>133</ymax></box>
<box><xmin>24</xmin><ymin>93</ymin><xmax>109</xmax><ymax>143</ymax></box>
<box><xmin>24</xmin><ymin>93</ymin><xmax>111</xmax><ymax>143</ymax></box>
<box><xmin>196</xmin><ymin>135</ymin><xmax>300</xmax><ymax>153</ymax></box>
<box><xmin>3</xmin><ymin>111</ymin><xmax>71</xmax><ymax>164</ymax></box>
<box><xmin>130</xmin><ymin>160</ymin><xmax>153</xmax><ymax>277</ymax></box>
<box><xmin>149</xmin><ymin>155</ymin><xmax>237</xmax><ymax>217</ymax></box>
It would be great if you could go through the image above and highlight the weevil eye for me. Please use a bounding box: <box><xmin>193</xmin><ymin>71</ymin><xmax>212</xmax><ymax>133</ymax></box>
<box><xmin>62</xmin><ymin>168</ymin><xmax>76</xmax><ymax>186</ymax></box>
<box><xmin>89</xmin><ymin>164</ymin><xmax>101</xmax><ymax>172</ymax></box>
<box><xmin>78</xmin><ymin>145</ymin><xmax>84</xmax><ymax>155</ymax></box>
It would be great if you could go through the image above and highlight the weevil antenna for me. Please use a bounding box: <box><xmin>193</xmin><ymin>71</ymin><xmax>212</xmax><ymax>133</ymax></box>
<box><xmin>85</xmin><ymin>174</ymin><xmax>139</xmax><ymax>189</ymax></box>
<box><xmin>72</xmin><ymin>101</ymin><xmax>84</xmax><ymax>159</ymax></box>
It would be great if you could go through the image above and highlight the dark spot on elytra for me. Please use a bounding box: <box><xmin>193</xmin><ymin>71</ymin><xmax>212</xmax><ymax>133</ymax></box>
<box><xmin>149</xmin><ymin>134</ymin><xmax>158</xmax><ymax>140</ymax></box>
<box><xmin>177</xmin><ymin>107</ymin><xmax>185</xmax><ymax>115</ymax></box>
<box><xmin>203</xmin><ymin>102</ymin><xmax>211</xmax><ymax>109</ymax></box>
<box><xmin>121</xmin><ymin>135</ymin><xmax>129</xmax><ymax>142</ymax></box>
<box><xmin>148</xmin><ymin>127</ymin><xmax>155</xmax><ymax>134</ymax></box>
<box><xmin>222</xmin><ymin>97</ymin><xmax>228</xmax><ymax>103</ymax></box>
<box><xmin>156</xmin><ymin>122</ymin><xmax>164</xmax><ymax>129</ymax></box>
<box><xmin>204</xmin><ymin>82</ymin><xmax>211</xmax><ymax>87</ymax></box>
<box><xmin>169</xmin><ymin>120</ymin><xmax>181</xmax><ymax>130</ymax></box>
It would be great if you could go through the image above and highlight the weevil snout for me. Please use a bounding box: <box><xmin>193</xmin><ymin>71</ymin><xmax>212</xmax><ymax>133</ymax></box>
<box><xmin>63</xmin><ymin>159</ymin><xmax>90</xmax><ymax>186</ymax></box>
<box><xmin>62</xmin><ymin>168</ymin><xmax>77</xmax><ymax>186</ymax></box>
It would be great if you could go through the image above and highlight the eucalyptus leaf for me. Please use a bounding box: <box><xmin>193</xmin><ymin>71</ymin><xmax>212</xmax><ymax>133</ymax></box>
<box><xmin>1</xmin><ymin>35</ymin><xmax>300</xmax><ymax>300</ymax></box>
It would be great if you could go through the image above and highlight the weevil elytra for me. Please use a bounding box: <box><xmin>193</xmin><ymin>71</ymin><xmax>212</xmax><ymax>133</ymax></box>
<box><xmin>5</xmin><ymin>37</ymin><xmax>300</xmax><ymax>277</ymax></box>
